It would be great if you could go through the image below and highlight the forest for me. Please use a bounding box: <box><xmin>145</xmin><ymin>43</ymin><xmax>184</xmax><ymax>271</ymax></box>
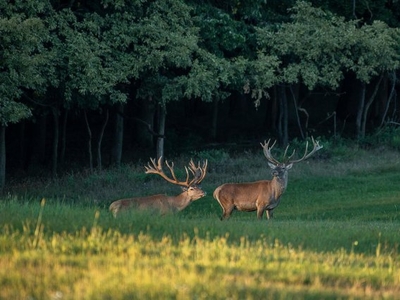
<box><xmin>1</xmin><ymin>0</ymin><xmax>400</xmax><ymax>190</ymax></box>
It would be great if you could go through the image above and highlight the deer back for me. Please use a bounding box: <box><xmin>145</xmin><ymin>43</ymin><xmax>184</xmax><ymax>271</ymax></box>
<box><xmin>109</xmin><ymin>194</ymin><xmax>169</xmax><ymax>217</ymax></box>
<box><xmin>214</xmin><ymin>178</ymin><xmax>284</xmax><ymax>210</ymax></box>
<box><xmin>109</xmin><ymin>186</ymin><xmax>206</xmax><ymax>217</ymax></box>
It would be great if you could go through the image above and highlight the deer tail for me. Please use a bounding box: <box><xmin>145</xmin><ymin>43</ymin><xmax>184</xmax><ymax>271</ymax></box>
<box><xmin>109</xmin><ymin>201</ymin><xmax>120</xmax><ymax>218</ymax></box>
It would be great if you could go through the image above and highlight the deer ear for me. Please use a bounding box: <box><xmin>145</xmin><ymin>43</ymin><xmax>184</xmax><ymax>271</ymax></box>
<box><xmin>268</xmin><ymin>162</ymin><xmax>277</xmax><ymax>169</ymax></box>
<box><xmin>286</xmin><ymin>163</ymin><xmax>293</xmax><ymax>170</ymax></box>
<box><xmin>181</xmin><ymin>187</ymin><xmax>188</xmax><ymax>192</ymax></box>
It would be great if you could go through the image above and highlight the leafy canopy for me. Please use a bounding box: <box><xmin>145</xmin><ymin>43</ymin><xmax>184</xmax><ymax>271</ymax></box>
<box><xmin>256</xmin><ymin>1</ymin><xmax>400</xmax><ymax>90</ymax></box>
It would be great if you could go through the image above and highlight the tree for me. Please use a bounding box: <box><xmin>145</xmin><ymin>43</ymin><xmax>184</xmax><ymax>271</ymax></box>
<box><xmin>0</xmin><ymin>1</ymin><xmax>52</xmax><ymax>189</ymax></box>
<box><xmin>133</xmin><ymin>0</ymin><xmax>211</xmax><ymax>158</ymax></box>
<box><xmin>255</xmin><ymin>1</ymin><xmax>400</xmax><ymax>141</ymax></box>
<box><xmin>47</xmin><ymin>5</ymin><xmax>136</xmax><ymax>172</ymax></box>
<box><xmin>187</xmin><ymin>2</ymin><xmax>263</xmax><ymax>141</ymax></box>
<box><xmin>346</xmin><ymin>20</ymin><xmax>400</xmax><ymax>138</ymax></box>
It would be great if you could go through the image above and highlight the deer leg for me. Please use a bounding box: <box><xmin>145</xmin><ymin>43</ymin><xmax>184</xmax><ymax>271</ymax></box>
<box><xmin>266</xmin><ymin>209</ymin><xmax>274</xmax><ymax>219</ymax></box>
<box><xmin>256</xmin><ymin>207</ymin><xmax>266</xmax><ymax>219</ymax></box>
<box><xmin>221</xmin><ymin>205</ymin><xmax>234</xmax><ymax>220</ymax></box>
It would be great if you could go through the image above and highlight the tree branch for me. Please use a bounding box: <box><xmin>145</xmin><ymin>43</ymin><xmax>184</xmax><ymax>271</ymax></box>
<box><xmin>116</xmin><ymin>111</ymin><xmax>165</xmax><ymax>138</ymax></box>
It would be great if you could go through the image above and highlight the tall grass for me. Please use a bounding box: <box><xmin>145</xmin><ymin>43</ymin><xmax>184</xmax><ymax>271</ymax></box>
<box><xmin>1</xmin><ymin>142</ymin><xmax>400</xmax><ymax>299</ymax></box>
<box><xmin>0</xmin><ymin>216</ymin><xmax>399</xmax><ymax>299</ymax></box>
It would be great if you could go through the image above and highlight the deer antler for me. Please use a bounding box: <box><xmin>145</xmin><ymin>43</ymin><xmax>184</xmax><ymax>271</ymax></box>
<box><xmin>145</xmin><ymin>157</ymin><xmax>208</xmax><ymax>187</ymax></box>
<box><xmin>260</xmin><ymin>139</ymin><xmax>282</xmax><ymax>165</ymax></box>
<box><xmin>287</xmin><ymin>136</ymin><xmax>323</xmax><ymax>164</ymax></box>
<box><xmin>261</xmin><ymin>137</ymin><xmax>322</xmax><ymax>165</ymax></box>
<box><xmin>187</xmin><ymin>159</ymin><xmax>208</xmax><ymax>186</ymax></box>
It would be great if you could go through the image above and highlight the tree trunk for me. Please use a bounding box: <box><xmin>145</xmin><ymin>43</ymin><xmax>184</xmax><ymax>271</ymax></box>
<box><xmin>289</xmin><ymin>84</ymin><xmax>305</xmax><ymax>139</ymax></box>
<box><xmin>356</xmin><ymin>75</ymin><xmax>384</xmax><ymax>139</ymax></box>
<box><xmin>111</xmin><ymin>103</ymin><xmax>124</xmax><ymax>167</ymax></box>
<box><xmin>96</xmin><ymin>109</ymin><xmax>109</xmax><ymax>171</ymax></box>
<box><xmin>361</xmin><ymin>74</ymin><xmax>384</xmax><ymax>137</ymax></box>
<box><xmin>356</xmin><ymin>82</ymin><xmax>366</xmax><ymax>139</ymax></box>
<box><xmin>84</xmin><ymin>110</ymin><xmax>93</xmax><ymax>172</ymax></box>
<box><xmin>278</xmin><ymin>85</ymin><xmax>289</xmax><ymax>146</ymax></box>
<box><xmin>380</xmin><ymin>71</ymin><xmax>397</xmax><ymax>127</ymax></box>
<box><xmin>156</xmin><ymin>104</ymin><xmax>166</xmax><ymax>159</ymax></box>
<box><xmin>51</xmin><ymin>107</ymin><xmax>59</xmax><ymax>178</ymax></box>
<box><xmin>0</xmin><ymin>125</ymin><xmax>5</xmax><ymax>192</ymax></box>
<box><xmin>32</xmin><ymin>114</ymin><xmax>47</xmax><ymax>165</ymax></box>
<box><xmin>267</xmin><ymin>86</ymin><xmax>278</xmax><ymax>134</ymax></box>
<box><xmin>60</xmin><ymin>109</ymin><xmax>68</xmax><ymax>165</ymax></box>
<box><xmin>18</xmin><ymin>121</ymin><xmax>26</xmax><ymax>170</ymax></box>
<box><xmin>211</xmin><ymin>97</ymin><xmax>219</xmax><ymax>141</ymax></box>
<box><xmin>137</xmin><ymin>96</ymin><xmax>155</xmax><ymax>149</ymax></box>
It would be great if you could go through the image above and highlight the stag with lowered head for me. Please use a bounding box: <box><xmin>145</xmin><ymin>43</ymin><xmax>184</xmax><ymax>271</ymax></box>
<box><xmin>109</xmin><ymin>157</ymin><xmax>208</xmax><ymax>217</ymax></box>
<box><xmin>213</xmin><ymin>137</ymin><xmax>322</xmax><ymax>220</ymax></box>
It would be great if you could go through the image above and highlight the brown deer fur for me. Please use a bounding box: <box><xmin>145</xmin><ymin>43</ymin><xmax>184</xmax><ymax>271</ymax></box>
<box><xmin>109</xmin><ymin>158</ymin><xmax>208</xmax><ymax>218</ymax></box>
<box><xmin>109</xmin><ymin>186</ymin><xmax>206</xmax><ymax>217</ymax></box>
<box><xmin>213</xmin><ymin>164</ymin><xmax>291</xmax><ymax>220</ymax></box>
<box><xmin>213</xmin><ymin>137</ymin><xmax>322</xmax><ymax>220</ymax></box>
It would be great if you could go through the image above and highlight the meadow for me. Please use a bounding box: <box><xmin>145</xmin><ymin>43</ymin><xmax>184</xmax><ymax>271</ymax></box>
<box><xmin>0</xmin><ymin>140</ymin><xmax>400</xmax><ymax>299</ymax></box>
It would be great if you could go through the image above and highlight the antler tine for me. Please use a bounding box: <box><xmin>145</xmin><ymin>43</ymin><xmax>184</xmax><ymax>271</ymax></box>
<box><xmin>186</xmin><ymin>160</ymin><xmax>196</xmax><ymax>179</ymax></box>
<box><xmin>282</xmin><ymin>144</ymin><xmax>297</xmax><ymax>163</ymax></box>
<box><xmin>286</xmin><ymin>149</ymin><xmax>296</xmax><ymax>162</ymax></box>
<box><xmin>187</xmin><ymin>159</ymin><xmax>208</xmax><ymax>186</ymax></box>
<box><xmin>184</xmin><ymin>165</ymin><xmax>192</xmax><ymax>186</ymax></box>
<box><xmin>288</xmin><ymin>136</ymin><xmax>323</xmax><ymax>164</ymax></box>
<box><xmin>282</xmin><ymin>144</ymin><xmax>290</xmax><ymax>158</ymax></box>
<box><xmin>260</xmin><ymin>139</ymin><xmax>281</xmax><ymax>165</ymax></box>
<box><xmin>144</xmin><ymin>157</ymin><xmax>190</xmax><ymax>187</ymax></box>
<box><xmin>144</xmin><ymin>157</ymin><xmax>162</xmax><ymax>173</ymax></box>
<box><xmin>165</xmin><ymin>160</ymin><xmax>179</xmax><ymax>182</ymax></box>
<box><xmin>196</xmin><ymin>159</ymin><xmax>208</xmax><ymax>184</ymax></box>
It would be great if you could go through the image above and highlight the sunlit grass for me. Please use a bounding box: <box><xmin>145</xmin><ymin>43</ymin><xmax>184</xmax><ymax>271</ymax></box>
<box><xmin>0</xmin><ymin>219</ymin><xmax>399</xmax><ymax>300</ymax></box>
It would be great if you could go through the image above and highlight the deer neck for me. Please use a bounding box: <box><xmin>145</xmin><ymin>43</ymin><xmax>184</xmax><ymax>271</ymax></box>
<box><xmin>272</xmin><ymin>174</ymin><xmax>288</xmax><ymax>195</ymax></box>
<box><xmin>167</xmin><ymin>191</ymin><xmax>191</xmax><ymax>211</ymax></box>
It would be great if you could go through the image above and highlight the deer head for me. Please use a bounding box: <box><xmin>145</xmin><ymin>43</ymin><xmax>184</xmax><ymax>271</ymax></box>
<box><xmin>144</xmin><ymin>157</ymin><xmax>208</xmax><ymax>199</ymax></box>
<box><xmin>261</xmin><ymin>137</ymin><xmax>323</xmax><ymax>185</ymax></box>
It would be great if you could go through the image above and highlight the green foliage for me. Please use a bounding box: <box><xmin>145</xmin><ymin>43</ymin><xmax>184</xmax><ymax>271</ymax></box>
<box><xmin>178</xmin><ymin>50</ymin><xmax>233</xmax><ymax>102</ymax></box>
<box><xmin>245</xmin><ymin>53</ymin><xmax>281</xmax><ymax>99</ymax></box>
<box><xmin>190</xmin><ymin>149</ymin><xmax>230</xmax><ymax>163</ymax></box>
<box><xmin>287</xmin><ymin>136</ymin><xmax>358</xmax><ymax>161</ymax></box>
<box><xmin>192</xmin><ymin>4</ymin><xmax>248</xmax><ymax>57</ymax></box>
<box><xmin>1</xmin><ymin>0</ymin><xmax>400</xmax><ymax>190</ymax></box>
<box><xmin>257</xmin><ymin>1</ymin><xmax>352</xmax><ymax>89</ymax></box>
<box><xmin>0</xmin><ymin>9</ymin><xmax>51</xmax><ymax>125</ymax></box>
<box><xmin>134</xmin><ymin>0</ymin><xmax>197</xmax><ymax>70</ymax></box>
<box><xmin>392</xmin><ymin>134</ymin><xmax>400</xmax><ymax>149</ymax></box>
<box><xmin>1</xmin><ymin>0</ymin><xmax>399</xmax><ymax>125</ymax></box>
<box><xmin>256</xmin><ymin>1</ymin><xmax>400</xmax><ymax>90</ymax></box>
<box><xmin>359</xmin><ymin>125</ymin><xmax>400</xmax><ymax>150</ymax></box>
<box><xmin>348</xmin><ymin>20</ymin><xmax>400</xmax><ymax>82</ymax></box>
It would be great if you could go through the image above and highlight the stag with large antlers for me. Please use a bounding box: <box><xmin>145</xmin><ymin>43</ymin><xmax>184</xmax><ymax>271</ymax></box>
<box><xmin>213</xmin><ymin>137</ymin><xmax>322</xmax><ymax>220</ymax></box>
<box><xmin>109</xmin><ymin>157</ymin><xmax>208</xmax><ymax>217</ymax></box>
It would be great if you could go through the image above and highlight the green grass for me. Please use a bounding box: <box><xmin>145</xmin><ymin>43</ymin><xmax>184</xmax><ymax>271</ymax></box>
<box><xmin>1</xmin><ymin>144</ymin><xmax>400</xmax><ymax>299</ymax></box>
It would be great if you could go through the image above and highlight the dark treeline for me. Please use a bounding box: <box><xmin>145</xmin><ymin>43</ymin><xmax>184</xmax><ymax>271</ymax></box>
<box><xmin>1</xmin><ymin>0</ymin><xmax>400</xmax><ymax>189</ymax></box>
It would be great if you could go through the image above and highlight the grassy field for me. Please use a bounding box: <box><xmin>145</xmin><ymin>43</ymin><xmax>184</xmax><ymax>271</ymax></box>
<box><xmin>1</xmin><ymin>142</ymin><xmax>400</xmax><ymax>299</ymax></box>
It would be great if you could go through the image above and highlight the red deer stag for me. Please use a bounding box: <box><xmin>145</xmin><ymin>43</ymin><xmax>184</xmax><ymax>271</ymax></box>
<box><xmin>213</xmin><ymin>137</ymin><xmax>322</xmax><ymax>220</ymax></box>
<box><xmin>109</xmin><ymin>157</ymin><xmax>208</xmax><ymax>217</ymax></box>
